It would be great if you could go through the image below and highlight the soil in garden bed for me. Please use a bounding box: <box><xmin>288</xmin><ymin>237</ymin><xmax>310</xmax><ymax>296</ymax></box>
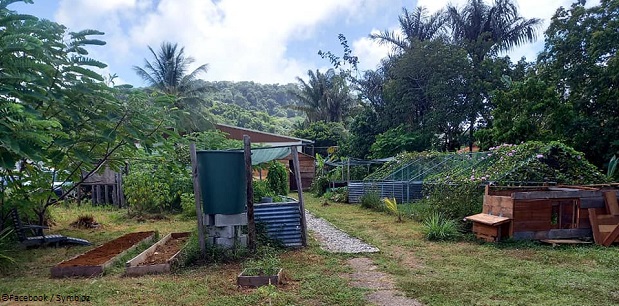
<box><xmin>137</xmin><ymin>235</ymin><xmax>188</xmax><ymax>266</ymax></box>
<box><xmin>57</xmin><ymin>231</ymin><xmax>155</xmax><ymax>267</ymax></box>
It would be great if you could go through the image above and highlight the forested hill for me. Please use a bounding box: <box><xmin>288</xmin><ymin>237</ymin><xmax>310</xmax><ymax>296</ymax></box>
<box><xmin>204</xmin><ymin>81</ymin><xmax>300</xmax><ymax>117</ymax></box>
<box><xmin>203</xmin><ymin>81</ymin><xmax>303</xmax><ymax>135</ymax></box>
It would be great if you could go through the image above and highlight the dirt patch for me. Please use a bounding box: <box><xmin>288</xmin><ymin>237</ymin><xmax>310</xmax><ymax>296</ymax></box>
<box><xmin>137</xmin><ymin>235</ymin><xmax>188</xmax><ymax>266</ymax></box>
<box><xmin>389</xmin><ymin>246</ymin><xmax>426</xmax><ymax>270</ymax></box>
<box><xmin>346</xmin><ymin>257</ymin><xmax>424</xmax><ymax>306</ymax></box>
<box><xmin>57</xmin><ymin>231</ymin><xmax>154</xmax><ymax>267</ymax></box>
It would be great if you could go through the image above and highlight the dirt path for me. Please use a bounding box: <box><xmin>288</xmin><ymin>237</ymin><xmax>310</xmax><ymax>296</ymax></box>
<box><xmin>347</xmin><ymin>257</ymin><xmax>424</xmax><ymax>306</ymax></box>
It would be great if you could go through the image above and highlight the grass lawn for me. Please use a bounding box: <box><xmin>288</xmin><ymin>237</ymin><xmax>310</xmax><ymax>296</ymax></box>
<box><xmin>0</xmin><ymin>203</ymin><xmax>366</xmax><ymax>306</ymax></box>
<box><xmin>307</xmin><ymin>195</ymin><xmax>619</xmax><ymax>306</ymax></box>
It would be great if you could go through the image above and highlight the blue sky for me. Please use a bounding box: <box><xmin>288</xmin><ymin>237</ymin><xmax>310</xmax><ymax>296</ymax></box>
<box><xmin>9</xmin><ymin>0</ymin><xmax>600</xmax><ymax>87</ymax></box>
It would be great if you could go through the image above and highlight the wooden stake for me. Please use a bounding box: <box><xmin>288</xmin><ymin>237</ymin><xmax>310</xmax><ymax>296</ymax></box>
<box><xmin>292</xmin><ymin>146</ymin><xmax>308</xmax><ymax>247</ymax></box>
<box><xmin>190</xmin><ymin>142</ymin><xmax>206</xmax><ymax>257</ymax></box>
<box><xmin>244</xmin><ymin>135</ymin><xmax>256</xmax><ymax>253</ymax></box>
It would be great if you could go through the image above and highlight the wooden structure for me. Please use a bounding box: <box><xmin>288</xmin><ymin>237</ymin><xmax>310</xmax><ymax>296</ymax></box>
<box><xmin>79</xmin><ymin>165</ymin><xmax>125</xmax><ymax>207</ymax></box>
<box><xmin>216</xmin><ymin>124</ymin><xmax>315</xmax><ymax>191</ymax></box>
<box><xmin>466</xmin><ymin>185</ymin><xmax>619</xmax><ymax>243</ymax></box>
<box><xmin>588</xmin><ymin>191</ymin><xmax>619</xmax><ymax>246</ymax></box>
<box><xmin>125</xmin><ymin>232</ymin><xmax>190</xmax><ymax>276</ymax></box>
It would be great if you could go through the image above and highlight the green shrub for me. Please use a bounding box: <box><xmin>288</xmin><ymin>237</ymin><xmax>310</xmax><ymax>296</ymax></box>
<box><xmin>180</xmin><ymin>193</ymin><xmax>196</xmax><ymax>219</ymax></box>
<box><xmin>310</xmin><ymin>175</ymin><xmax>329</xmax><ymax>196</ymax></box>
<box><xmin>124</xmin><ymin>170</ymin><xmax>171</xmax><ymax>215</ymax></box>
<box><xmin>0</xmin><ymin>228</ymin><xmax>15</xmax><ymax>271</ymax></box>
<box><xmin>423</xmin><ymin>212</ymin><xmax>461</xmax><ymax>241</ymax></box>
<box><xmin>325</xmin><ymin>187</ymin><xmax>348</xmax><ymax>203</ymax></box>
<box><xmin>360</xmin><ymin>191</ymin><xmax>382</xmax><ymax>211</ymax></box>
<box><xmin>253</xmin><ymin>179</ymin><xmax>275</xmax><ymax>203</ymax></box>
<box><xmin>421</xmin><ymin>182</ymin><xmax>483</xmax><ymax>222</ymax></box>
<box><xmin>267</xmin><ymin>161</ymin><xmax>288</xmax><ymax>196</ymax></box>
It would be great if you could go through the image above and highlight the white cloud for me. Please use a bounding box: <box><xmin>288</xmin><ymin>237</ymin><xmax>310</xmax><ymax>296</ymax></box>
<box><xmin>55</xmin><ymin>0</ymin><xmax>383</xmax><ymax>85</ymax></box>
<box><xmin>352</xmin><ymin>29</ymin><xmax>395</xmax><ymax>72</ymax></box>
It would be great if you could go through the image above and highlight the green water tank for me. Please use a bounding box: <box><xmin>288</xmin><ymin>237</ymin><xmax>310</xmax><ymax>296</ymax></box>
<box><xmin>197</xmin><ymin>151</ymin><xmax>247</xmax><ymax>215</ymax></box>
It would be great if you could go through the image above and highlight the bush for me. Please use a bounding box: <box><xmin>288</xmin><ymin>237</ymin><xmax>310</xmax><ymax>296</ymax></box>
<box><xmin>180</xmin><ymin>193</ymin><xmax>196</xmax><ymax>219</ymax></box>
<box><xmin>423</xmin><ymin>212</ymin><xmax>460</xmax><ymax>241</ymax></box>
<box><xmin>267</xmin><ymin>162</ymin><xmax>288</xmax><ymax>196</ymax></box>
<box><xmin>421</xmin><ymin>182</ymin><xmax>483</xmax><ymax>222</ymax></box>
<box><xmin>360</xmin><ymin>191</ymin><xmax>382</xmax><ymax>211</ymax></box>
<box><xmin>253</xmin><ymin>180</ymin><xmax>275</xmax><ymax>203</ymax></box>
<box><xmin>124</xmin><ymin>170</ymin><xmax>171</xmax><ymax>216</ymax></box>
<box><xmin>325</xmin><ymin>187</ymin><xmax>348</xmax><ymax>203</ymax></box>
<box><xmin>310</xmin><ymin>175</ymin><xmax>329</xmax><ymax>196</ymax></box>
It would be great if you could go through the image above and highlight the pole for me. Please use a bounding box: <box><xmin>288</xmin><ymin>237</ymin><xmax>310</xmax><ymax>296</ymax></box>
<box><xmin>292</xmin><ymin>146</ymin><xmax>308</xmax><ymax>247</ymax></box>
<box><xmin>244</xmin><ymin>135</ymin><xmax>256</xmax><ymax>253</ymax></box>
<box><xmin>190</xmin><ymin>142</ymin><xmax>206</xmax><ymax>257</ymax></box>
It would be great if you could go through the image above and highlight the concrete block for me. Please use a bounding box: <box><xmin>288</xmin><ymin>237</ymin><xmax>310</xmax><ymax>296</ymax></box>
<box><xmin>214</xmin><ymin>235</ymin><xmax>247</xmax><ymax>249</ymax></box>
<box><xmin>214</xmin><ymin>213</ymin><xmax>247</xmax><ymax>226</ymax></box>
<box><xmin>207</xmin><ymin>226</ymin><xmax>235</xmax><ymax>239</ymax></box>
<box><xmin>203</xmin><ymin>214</ymin><xmax>215</xmax><ymax>226</ymax></box>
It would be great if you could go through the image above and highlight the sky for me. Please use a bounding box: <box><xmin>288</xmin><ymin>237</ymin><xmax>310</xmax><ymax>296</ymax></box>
<box><xmin>10</xmin><ymin>0</ymin><xmax>600</xmax><ymax>87</ymax></box>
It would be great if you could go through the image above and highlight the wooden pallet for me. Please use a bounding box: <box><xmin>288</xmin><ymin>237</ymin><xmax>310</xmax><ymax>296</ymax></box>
<box><xmin>588</xmin><ymin>191</ymin><xmax>619</xmax><ymax>246</ymax></box>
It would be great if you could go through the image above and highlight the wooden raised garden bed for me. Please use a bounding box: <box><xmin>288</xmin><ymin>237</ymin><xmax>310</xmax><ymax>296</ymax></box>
<box><xmin>51</xmin><ymin>231</ymin><xmax>155</xmax><ymax>278</ymax></box>
<box><xmin>237</xmin><ymin>268</ymin><xmax>282</xmax><ymax>287</ymax></box>
<box><xmin>125</xmin><ymin>232</ymin><xmax>190</xmax><ymax>276</ymax></box>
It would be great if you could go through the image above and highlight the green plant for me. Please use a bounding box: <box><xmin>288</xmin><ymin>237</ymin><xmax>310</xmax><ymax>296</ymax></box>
<box><xmin>253</xmin><ymin>180</ymin><xmax>275</xmax><ymax>203</ymax></box>
<box><xmin>267</xmin><ymin>161</ymin><xmax>289</xmax><ymax>196</ymax></box>
<box><xmin>0</xmin><ymin>228</ymin><xmax>15</xmax><ymax>271</ymax></box>
<box><xmin>608</xmin><ymin>155</ymin><xmax>618</xmax><ymax>181</ymax></box>
<box><xmin>310</xmin><ymin>175</ymin><xmax>329</xmax><ymax>196</ymax></box>
<box><xmin>383</xmin><ymin>198</ymin><xmax>402</xmax><ymax>222</ymax></box>
<box><xmin>325</xmin><ymin>187</ymin><xmax>348</xmax><ymax>203</ymax></box>
<box><xmin>423</xmin><ymin>212</ymin><xmax>461</xmax><ymax>241</ymax></box>
<box><xmin>124</xmin><ymin>169</ymin><xmax>171</xmax><ymax>216</ymax></box>
<box><xmin>180</xmin><ymin>193</ymin><xmax>196</xmax><ymax>219</ymax></box>
<box><xmin>243</xmin><ymin>247</ymin><xmax>281</xmax><ymax>276</ymax></box>
<box><xmin>360</xmin><ymin>191</ymin><xmax>382</xmax><ymax>211</ymax></box>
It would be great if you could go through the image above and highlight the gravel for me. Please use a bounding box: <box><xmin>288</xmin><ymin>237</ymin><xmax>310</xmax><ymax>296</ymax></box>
<box><xmin>305</xmin><ymin>210</ymin><xmax>379</xmax><ymax>253</ymax></box>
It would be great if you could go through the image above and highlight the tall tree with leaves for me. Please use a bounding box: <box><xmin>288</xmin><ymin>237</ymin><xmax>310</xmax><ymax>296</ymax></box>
<box><xmin>0</xmin><ymin>0</ymin><xmax>175</xmax><ymax>228</ymax></box>
<box><xmin>290</xmin><ymin>69</ymin><xmax>354</xmax><ymax>123</ymax></box>
<box><xmin>446</xmin><ymin>0</ymin><xmax>543</xmax><ymax>151</ymax></box>
<box><xmin>134</xmin><ymin>42</ymin><xmax>212</xmax><ymax>132</ymax></box>
<box><xmin>370</xmin><ymin>7</ymin><xmax>447</xmax><ymax>52</ymax></box>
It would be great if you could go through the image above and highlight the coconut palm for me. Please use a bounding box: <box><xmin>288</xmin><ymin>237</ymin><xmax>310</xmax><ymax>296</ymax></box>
<box><xmin>290</xmin><ymin>69</ymin><xmax>354</xmax><ymax>123</ymax></box>
<box><xmin>370</xmin><ymin>7</ymin><xmax>447</xmax><ymax>52</ymax></box>
<box><xmin>446</xmin><ymin>0</ymin><xmax>542</xmax><ymax>62</ymax></box>
<box><xmin>134</xmin><ymin>42</ymin><xmax>212</xmax><ymax>132</ymax></box>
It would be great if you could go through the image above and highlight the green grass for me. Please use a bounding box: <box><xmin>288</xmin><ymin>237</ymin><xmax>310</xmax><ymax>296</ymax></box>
<box><xmin>304</xmin><ymin>193</ymin><xmax>619</xmax><ymax>306</ymax></box>
<box><xmin>0</xmin><ymin>203</ymin><xmax>365</xmax><ymax>306</ymax></box>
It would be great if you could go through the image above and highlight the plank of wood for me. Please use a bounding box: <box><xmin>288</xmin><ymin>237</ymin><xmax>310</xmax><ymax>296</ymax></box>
<box><xmin>465</xmin><ymin>213</ymin><xmax>511</xmax><ymax>226</ymax></box>
<box><xmin>540</xmin><ymin>239</ymin><xmax>592</xmax><ymax>246</ymax></box>
<box><xmin>512</xmin><ymin>190</ymin><xmax>603</xmax><ymax>200</ymax></box>
<box><xmin>588</xmin><ymin>208</ymin><xmax>602</xmax><ymax>245</ymax></box>
<box><xmin>603</xmin><ymin>191</ymin><xmax>619</xmax><ymax>215</ymax></box>
<box><xmin>602</xmin><ymin>224</ymin><xmax>619</xmax><ymax>247</ymax></box>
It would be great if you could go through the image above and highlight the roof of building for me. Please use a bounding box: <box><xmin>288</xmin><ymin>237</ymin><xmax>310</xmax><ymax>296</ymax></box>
<box><xmin>215</xmin><ymin>123</ymin><xmax>314</xmax><ymax>144</ymax></box>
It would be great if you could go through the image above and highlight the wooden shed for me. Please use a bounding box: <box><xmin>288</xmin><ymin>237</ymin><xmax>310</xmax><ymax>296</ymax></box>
<box><xmin>279</xmin><ymin>152</ymin><xmax>315</xmax><ymax>191</ymax></box>
<box><xmin>466</xmin><ymin>185</ymin><xmax>619</xmax><ymax>243</ymax></box>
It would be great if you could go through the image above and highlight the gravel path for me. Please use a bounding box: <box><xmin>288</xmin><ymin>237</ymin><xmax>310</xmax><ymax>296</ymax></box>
<box><xmin>305</xmin><ymin>210</ymin><xmax>379</xmax><ymax>253</ymax></box>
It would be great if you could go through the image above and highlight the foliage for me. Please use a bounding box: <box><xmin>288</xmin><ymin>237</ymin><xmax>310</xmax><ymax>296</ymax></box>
<box><xmin>360</xmin><ymin>191</ymin><xmax>382</xmax><ymax>211</ymax></box>
<box><xmin>292</xmin><ymin>121</ymin><xmax>348</xmax><ymax>155</ymax></box>
<box><xmin>420</xmin><ymin>182</ymin><xmax>484</xmax><ymax>222</ymax></box>
<box><xmin>0</xmin><ymin>1</ymin><xmax>175</xmax><ymax>229</ymax></box>
<box><xmin>180</xmin><ymin>193</ymin><xmax>196</xmax><ymax>219</ymax></box>
<box><xmin>0</xmin><ymin>228</ymin><xmax>15</xmax><ymax>271</ymax></box>
<box><xmin>290</xmin><ymin>69</ymin><xmax>356</xmax><ymax>123</ymax></box>
<box><xmin>534</xmin><ymin>0</ymin><xmax>619</xmax><ymax>167</ymax></box>
<box><xmin>608</xmin><ymin>156</ymin><xmax>618</xmax><ymax>181</ymax></box>
<box><xmin>371</xmin><ymin>7</ymin><xmax>447</xmax><ymax>51</ymax></box>
<box><xmin>124</xmin><ymin>166</ymin><xmax>171</xmax><ymax>215</ymax></box>
<box><xmin>266</xmin><ymin>162</ymin><xmax>288</xmax><ymax>196</ymax></box>
<box><xmin>364</xmin><ymin>151</ymin><xmax>445</xmax><ymax>181</ymax></box>
<box><xmin>422</xmin><ymin>212</ymin><xmax>461</xmax><ymax>241</ymax></box>
<box><xmin>209</xmin><ymin>101</ymin><xmax>300</xmax><ymax>135</ymax></box>
<box><xmin>369</xmin><ymin>126</ymin><xmax>432</xmax><ymax>158</ymax></box>
<box><xmin>383</xmin><ymin>197</ymin><xmax>402</xmax><ymax>222</ymax></box>
<box><xmin>133</xmin><ymin>41</ymin><xmax>212</xmax><ymax>133</ymax></box>
<box><xmin>323</xmin><ymin>187</ymin><xmax>348</xmax><ymax>203</ymax></box>
<box><xmin>310</xmin><ymin>175</ymin><xmax>329</xmax><ymax>197</ymax></box>
<box><xmin>253</xmin><ymin>180</ymin><xmax>275</xmax><ymax>203</ymax></box>
<box><xmin>242</xmin><ymin>247</ymin><xmax>281</xmax><ymax>276</ymax></box>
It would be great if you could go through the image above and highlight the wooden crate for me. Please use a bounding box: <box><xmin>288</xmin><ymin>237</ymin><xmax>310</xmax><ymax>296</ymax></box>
<box><xmin>125</xmin><ymin>232</ymin><xmax>190</xmax><ymax>276</ymax></box>
<box><xmin>466</xmin><ymin>213</ymin><xmax>512</xmax><ymax>242</ymax></box>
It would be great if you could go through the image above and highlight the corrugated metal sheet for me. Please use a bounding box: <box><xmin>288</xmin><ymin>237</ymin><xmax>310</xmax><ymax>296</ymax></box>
<box><xmin>349</xmin><ymin>181</ymin><xmax>424</xmax><ymax>204</ymax></box>
<box><xmin>254</xmin><ymin>201</ymin><xmax>303</xmax><ymax>247</ymax></box>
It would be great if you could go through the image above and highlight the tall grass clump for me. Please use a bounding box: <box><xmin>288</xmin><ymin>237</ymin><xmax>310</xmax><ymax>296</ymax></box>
<box><xmin>422</xmin><ymin>212</ymin><xmax>460</xmax><ymax>241</ymax></box>
<box><xmin>360</xmin><ymin>191</ymin><xmax>382</xmax><ymax>211</ymax></box>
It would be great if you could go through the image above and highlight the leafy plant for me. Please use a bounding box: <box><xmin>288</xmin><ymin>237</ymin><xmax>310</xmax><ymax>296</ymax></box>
<box><xmin>243</xmin><ymin>247</ymin><xmax>281</xmax><ymax>276</ymax></box>
<box><xmin>253</xmin><ymin>180</ymin><xmax>275</xmax><ymax>203</ymax></box>
<box><xmin>180</xmin><ymin>193</ymin><xmax>196</xmax><ymax>219</ymax></box>
<box><xmin>423</xmin><ymin>212</ymin><xmax>461</xmax><ymax>241</ymax></box>
<box><xmin>608</xmin><ymin>155</ymin><xmax>618</xmax><ymax>181</ymax></box>
<box><xmin>0</xmin><ymin>228</ymin><xmax>15</xmax><ymax>271</ymax></box>
<box><xmin>310</xmin><ymin>175</ymin><xmax>329</xmax><ymax>196</ymax></box>
<box><xmin>325</xmin><ymin>187</ymin><xmax>348</xmax><ymax>203</ymax></box>
<box><xmin>124</xmin><ymin>169</ymin><xmax>171</xmax><ymax>216</ymax></box>
<box><xmin>267</xmin><ymin>162</ymin><xmax>288</xmax><ymax>196</ymax></box>
<box><xmin>383</xmin><ymin>197</ymin><xmax>402</xmax><ymax>222</ymax></box>
<box><xmin>360</xmin><ymin>191</ymin><xmax>382</xmax><ymax>211</ymax></box>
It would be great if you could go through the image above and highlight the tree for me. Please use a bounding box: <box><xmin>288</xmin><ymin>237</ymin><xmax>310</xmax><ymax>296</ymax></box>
<box><xmin>292</xmin><ymin>121</ymin><xmax>348</xmax><ymax>156</ymax></box>
<box><xmin>290</xmin><ymin>69</ymin><xmax>355</xmax><ymax>123</ymax></box>
<box><xmin>0</xmin><ymin>1</ymin><xmax>174</xmax><ymax>228</ymax></box>
<box><xmin>536</xmin><ymin>0</ymin><xmax>619</xmax><ymax>166</ymax></box>
<box><xmin>134</xmin><ymin>42</ymin><xmax>211</xmax><ymax>132</ymax></box>
<box><xmin>446</xmin><ymin>0</ymin><xmax>543</xmax><ymax>150</ymax></box>
<box><xmin>370</xmin><ymin>7</ymin><xmax>447</xmax><ymax>52</ymax></box>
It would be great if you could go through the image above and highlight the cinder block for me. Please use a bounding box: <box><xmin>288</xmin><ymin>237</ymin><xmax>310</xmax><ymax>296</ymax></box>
<box><xmin>214</xmin><ymin>213</ymin><xmax>247</xmax><ymax>226</ymax></box>
<box><xmin>215</xmin><ymin>237</ymin><xmax>236</xmax><ymax>248</ymax></box>
<box><xmin>203</xmin><ymin>214</ymin><xmax>215</xmax><ymax>226</ymax></box>
<box><xmin>207</xmin><ymin>226</ymin><xmax>235</xmax><ymax>238</ymax></box>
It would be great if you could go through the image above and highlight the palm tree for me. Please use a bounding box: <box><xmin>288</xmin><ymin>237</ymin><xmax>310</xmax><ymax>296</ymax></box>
<box><xmin>370</xmin><ymin>7</ymin><xmax>447</xmax><ymax>52</ymax></box>
<box><xmin>134</xmin><ymin>42</ymin><xmax>211</xmax><ymax>132</ymax></box>
<box><xmin>290</xmin><ymin>69</ymin><xmax>354</xmax><ymax>123</ymax></box>
<box><xmin>446</xmin><ymin>0</ymin><xmax>542</xmax><ymax>151</ymax></box>
<box><xmin>447</xmin><ymin>0</ymin><xmax>542</xmax><ymax>62</ymax></box>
